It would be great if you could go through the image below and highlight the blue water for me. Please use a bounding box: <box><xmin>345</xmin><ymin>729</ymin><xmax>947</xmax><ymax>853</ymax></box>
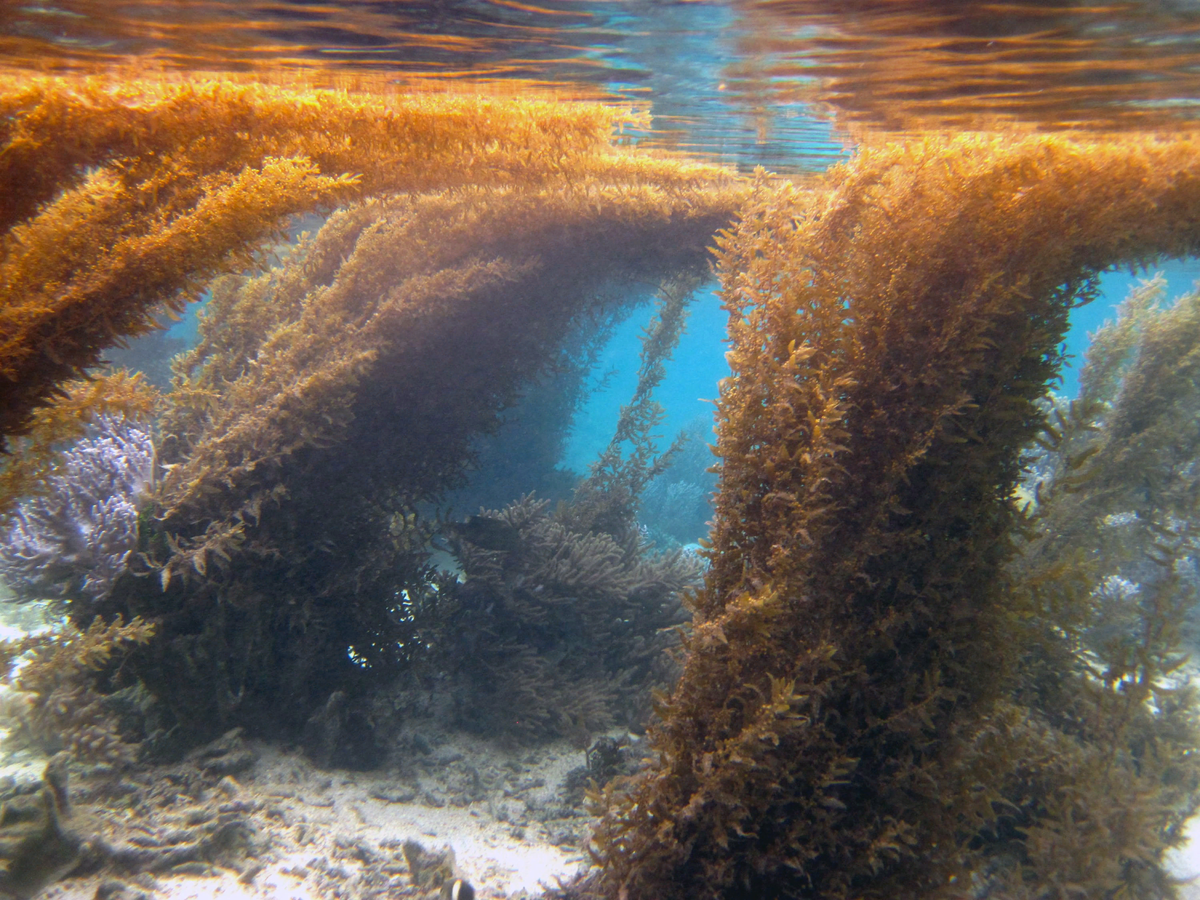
<box><xmin>562</xmin><ymin>284</ymin><xmax>729</xmax><ymax>473</ymax></box>
<box><xmin>1062</xmin><ymin>259</ymin><xmax>1200</xmax><ymax>397</ymax></box>
<box><xmin>563</xmin><ymin>258</ymin><xmax>1200</xmax><ymax>476</ymax></box>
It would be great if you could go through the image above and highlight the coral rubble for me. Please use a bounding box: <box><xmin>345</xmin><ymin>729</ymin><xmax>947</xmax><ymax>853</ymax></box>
<box><xmin>590</xmin><ymin>134</ymin><xmax>1200</xmax><ymax>899</ymax></box>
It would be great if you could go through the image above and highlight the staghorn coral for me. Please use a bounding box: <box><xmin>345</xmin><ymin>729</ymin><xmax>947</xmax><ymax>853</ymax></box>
<box><xmin>589</xmin><ymin>134</ymin><xmax>1200</xmax><ymax>900</ymax></box>
<box><xmin>0</xmin><ymin>72</ymin><xmax>733</xmax><ymax>451</ymax></box>
<box><xmin>0</xmin><ymin>413</ymin><xmax>156</xmax><ymax>604</ymax></box>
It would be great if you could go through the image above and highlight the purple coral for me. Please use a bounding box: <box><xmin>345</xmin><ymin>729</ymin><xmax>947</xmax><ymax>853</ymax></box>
<box><xmin>0</xmin><ymin>415</ymin><xmax>156</xmax><ymax>602</ymax></box>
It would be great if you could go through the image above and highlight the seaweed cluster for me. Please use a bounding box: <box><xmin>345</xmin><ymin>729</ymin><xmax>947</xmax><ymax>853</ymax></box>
<box><xmin>590</xmin><ymin>134</ymin><xmax>1200</xmax><ymax>900</ymax></box>
<box><xmin>638</xmin><ymin>417</ymin><xmax>718</xmax><ymax>549</ymax></box>
<box><xmin>0</xmin><ymin>616</ymin><xmax>155</xmax><ymax>765</ymax></box>
<box><xmin>387</xmin><ymin>281</ymin><xmax>709</xmax><ymax>746</ymax></box>
<box><xmin>0</xmin><ymin>72</ymin><xmax>734</xmax><ymax>503</ymax></box>
<box><xmin>6</xmin><ymin>68</ymin><xmax>1200</xmax><ymax>900</ymax></box>
<box><xmin>0</xmin><ymin>72</ymin><xmax>743</xmax><ymax>750</ymax></box>
<box><xmin>428</xmin><ymin>494</ymin><xmax>701</xmax><ymax>745</ymax></box>
<box><xmin>98</xmin><ymin>168</ymin><xmax>739</xmax><ymax>747</ymax></box>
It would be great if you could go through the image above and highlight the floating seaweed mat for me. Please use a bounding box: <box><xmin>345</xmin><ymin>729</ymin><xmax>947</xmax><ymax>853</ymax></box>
<box><xmin>589</xmin><ymin>133</ymin><xmax>1200</xmax><ymax>900</ymax></box>
<box><xmin>0</xmin><ymin>72</ymin><xmax>734</xmax><ymax>454</ymax></box>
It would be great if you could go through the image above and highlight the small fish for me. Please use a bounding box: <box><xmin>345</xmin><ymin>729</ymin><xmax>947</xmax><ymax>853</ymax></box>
<box><xmin>444</xmin><ymin>515</ymin><xmax>521</xmax><ymax>554</ymax></box>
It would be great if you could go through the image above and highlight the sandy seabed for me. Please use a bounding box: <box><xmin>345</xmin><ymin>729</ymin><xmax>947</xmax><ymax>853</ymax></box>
<box><xmin>12</xmin><ymin>724</ymin><xmax>1200</xmax><ymax>900</ymax></box>
<box><xmin>6</xmin><ymin>602</ymin><xmax>1200</xmax><ymax>900</ymax></box>
<box><xmin>6</xmin><ymin>720</ymin><xmax>600</xmax><ymax>900</ymax></box>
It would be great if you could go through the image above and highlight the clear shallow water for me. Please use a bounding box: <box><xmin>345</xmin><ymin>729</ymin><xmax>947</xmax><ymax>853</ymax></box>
<box><xmin>4</xmin><ymin>8</ymin><xmax>1200</xmax><ymax>896</ymax></box>
<box><xmin>14</xmin><ymin>1</ymin><xmax>1200</xmax><ymax>522</ymax></box>
<box><xmin>52</xmin><ymin>0</ymin><xmax>1200</xmax><ymax>496</ymax></box>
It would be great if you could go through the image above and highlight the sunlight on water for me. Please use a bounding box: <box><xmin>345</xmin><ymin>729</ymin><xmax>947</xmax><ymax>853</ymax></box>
<box><xmin>8</xmin><ymin>4</ymin><xmax>1200</xmax><ymax>900</ymax></box>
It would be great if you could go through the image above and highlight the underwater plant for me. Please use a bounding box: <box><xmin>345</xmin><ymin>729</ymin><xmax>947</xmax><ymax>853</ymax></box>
<box><xmin>412</xmin><ymin>279</ymin><xmax>710</xmax><ymax>744</ymax></box>
<box><xmin>638</xmin><ymin>417</ymin><xmax>718</xmax><ymax>549</ymax></box>
<box><xmin>156</xmin><ymin>192</ymin><xmax>734</xmax><ymax>547</ymax></box>
<box><xmin>563</xmin><ymin>275</ymin><xmax>701</xmax><ymax>541</ymax></box>
<box><xmin>0</xmin><ymin>413</ymin><xmax>156</xmax><ymax>604</ymax></box>
<box><xmin>427</xmin><ymin>494</ymin><xmax>701</xmax><ymax>745</ymax></box>
<box><xmin>0</xmin><ymin>72</ymin><xmax>733</xmax><ymax>453</ymax></box>
<box><xmin>96</xmin><ymin>173</ymin><xmax>742</xmax><ymax>746</ymax></box>
<box><xmin>588</xmin><ymin>134</ymin><xmax>1200</xmax><ymax>900</ymax></box>
<box><xmin>997</xmin><ymin>274</ymin><xmax>1200</xmax><ymax>897</ymax></box>
<box><xmin>0</xmin><ymin>615</ymin><xmax>156</xmax><ymax>764</ymax></box>
<box><xmin>0</xmin><ymin>70</ymin><xmax>744</xmax><ymax>749</ymax></box>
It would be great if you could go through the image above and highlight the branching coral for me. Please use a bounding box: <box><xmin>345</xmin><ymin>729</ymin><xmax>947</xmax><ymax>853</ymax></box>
<box><xmin>0</xmin><ymin>72</ymin><xmax>735</xmax><ymax>451</ymax></box>
<box><xmin>0</xmin><ymin>371</ymin><xmax>157</xmax><ymax>518</ymax></box>
<box><xmin>0</xmin><ymin>413</ymin><xmax>156</xmax><ymax>603</ymax></box>
<box><xmin>590</xmin><ymin>134</ymin><xmax>1200</xmax><ymax>900</ymax></box>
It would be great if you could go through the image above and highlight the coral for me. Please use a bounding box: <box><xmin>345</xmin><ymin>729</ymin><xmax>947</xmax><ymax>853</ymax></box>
<box><xmin>638</xmin><ymin>481</ymin><xmax>710</xmax><ymax>550</ymax></box>
<box><xmin>0</xmin><ymin>372</ymin><xmax>157</xmax><ymax>519</ymax></box>
<box><xmin>589</xmin><ymin>134</ymin><xmax>1200</xmax><ymax>900</ymax></box>
<box><xmin>0</xmin><ymin>616</ymin><xmax>155</xmax><ymax>764</ymax></box>
<box><xmin>0</xmin><ymin>414</ymin><xmax>156</xmax><ymax>604</ymax></box>
<box><xmin>0</xmin><ymin>72</ymin><xmax>733</xmax><ymax>451</ymax></box>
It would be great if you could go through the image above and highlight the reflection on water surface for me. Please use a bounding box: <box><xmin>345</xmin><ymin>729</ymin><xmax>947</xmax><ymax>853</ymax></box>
<box><xmin>8</xmin><ymin>1</ymin><xmax>1200</xmax><ymax>169</ymax></box>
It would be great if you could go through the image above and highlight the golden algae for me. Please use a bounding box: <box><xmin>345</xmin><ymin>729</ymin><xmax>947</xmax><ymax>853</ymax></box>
<box><xmin>0</xmin><ymin>67</ymin><xmax>745</xmax><ymax>753</ymax></box>
<box><xmin>0</xmin><ymin>71</ymin><xmax>731</xmax><ymax>457</ymax></box>
<box><xmin>589</xmin><ymin>133</ymin><xmax>1200</xmax><ymax>900</ymax></box>
<box><xmin>0</xmin><ymin>615</ymin><xmax>155</xmax><ymax>764</ymax></box>
<box><xmin>156</xmin><ymin>175</ymin><xmax>744</xmax><ymax>557</ymax></box>
<box><xmin>115</xmin><ymin>171</ymin><xmax>742</xmax><ymax>740</ymax></box>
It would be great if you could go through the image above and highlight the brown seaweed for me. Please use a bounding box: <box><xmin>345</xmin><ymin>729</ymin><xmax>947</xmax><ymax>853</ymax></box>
<box><xmin>590</xmin><ymin>133</ymin><xmax>1200</xmax><ymax>900</ymax></box>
